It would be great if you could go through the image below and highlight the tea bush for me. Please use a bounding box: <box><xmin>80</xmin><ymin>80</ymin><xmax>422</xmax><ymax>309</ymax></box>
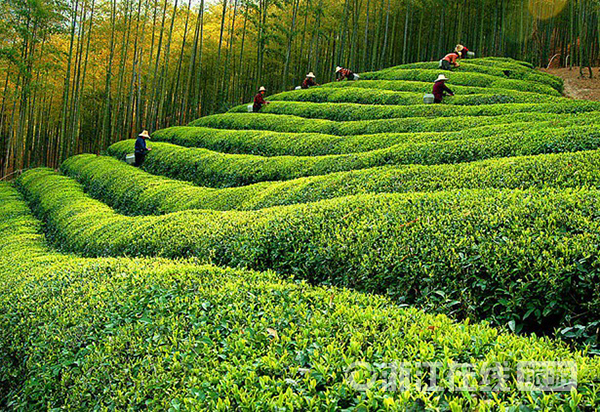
<box><xmin>359</xmin><ymin>68</ymin><xmax>561</xmax><ymax>95</ymax></box>
<box><xmin>152</xmin><ymin>126</ymin><xmax>361</xmax><ymax>156</ymax></box>
<box><xmin>2</xmin><ymin>183</ymin><xmax>599</xmax><ymax>409</ymax></box>
<box><xmin>388</xmin><ymin>61</ymin><xmax>563</xmax><ymax>91</ymax></box>
<box><xmin>16</xmin><ymin>169</ymin><xmax>600</xmax><ymax>336</ymax></box>
<box><xmin>190</xmin><ymin>110</ymin><xmax>599</xmax><ymax>135</ymax></box>
<box><xmin>108</xmin><ymin>125</ymin><xmax>600</xmax><ymax>187</ymax></box>
<box><xmin>473</xmin><ymin>56</ymin><xmax>536</xmax><ymax>69</ymax></box>
<box><xmin>228</xmin><ymin>100</ymin><xmax>600</xmax><ymax>122</ymax></box>
<box><xmin>162</xmin><ymin>112</ymin><xmax>600</xmax><ymax>156</ymax></box>
<box><xmin>268</xmin><ymin>87</ymin><xmax>560</xmax><ymax>106</ymax></box>
<box><xmin>62</xmin><ymin>150</ymin><xmax>600</xmax><ymax>215</ymax></box>
<box><xmin>7</xmin><ymin>58</ymin><xmax>600</xmax><ymax>407</ymax></box>
<box><xmin>320</xmin><ymin>79</ymin><xmax>538</xmax><ymax>94</ymax></box>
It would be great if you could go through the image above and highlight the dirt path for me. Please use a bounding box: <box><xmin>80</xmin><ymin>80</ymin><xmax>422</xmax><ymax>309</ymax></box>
<box><xmin>541</xmin><ymin>67</ymin><xmax>600</xmax><ymax>100</ymax></box>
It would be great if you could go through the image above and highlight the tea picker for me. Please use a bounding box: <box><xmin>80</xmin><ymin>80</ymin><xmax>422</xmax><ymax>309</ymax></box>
<box><xmin>439</xmin><ymin>52</ymin><xmax>461</xmax><ymax>70</ymax></box>
<box><xmin>302</xmin><ymin>72</ymin><xmax>319</xmax><ymax>89</ymax></box>
<box><xmin>129</xmin><ymin>130</ymin><xmax>151</xmax><ymax>167</ymax></box>
<box><xmin>335</xmin><ymin>66</ymin><xmax>360</xmax><ymax>81</ymax></box>
<box><xmin>455</xmin><ymin>44</ymin><xmax>475</xmax><ymax>59</ymax></box>
<box><xmin>430</xmin><ymin>74</ymin><xmax>454</xmax><ymax>104</ymax></box>
<box><xmin>250</xmin><ymin>86</ymin><xmax>270</xmax><ymax>112</ymax></box>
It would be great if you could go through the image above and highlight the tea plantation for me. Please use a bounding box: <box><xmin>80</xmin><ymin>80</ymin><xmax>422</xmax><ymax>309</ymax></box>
<box><xmin>3</xmin><ymin>58</ymin><xmax>600</xmax><ymax>410</ymax></box>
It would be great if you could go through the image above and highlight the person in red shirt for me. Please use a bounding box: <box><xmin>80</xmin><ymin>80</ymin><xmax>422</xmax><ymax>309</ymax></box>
<box><xmin>455</xmin><ymin>44</ymin><xmax>470</xmax><ymax>59</ymax></box>
<box><xmin>432</xmin><ymin>74</ymin><xmax>454</xmax><ymax>103</ymax></box>
<box><xmin>439</xmin><ymin>52</ymin><xmax>461</xmax><ymax>70</ymax></box>
<box><xmin>253</xmin><ymin>86</ymin><xmax>269</xmax><ymax>112</ymax></box>
<box><xmin>336</xmin><ymin>66</ymin><xmax>358</xmax><ymax>81</ymax></box>
<box><xmin>301</xmin><ymin>72</ymin><xmax>318</xmax><ymax>89</ymax></box>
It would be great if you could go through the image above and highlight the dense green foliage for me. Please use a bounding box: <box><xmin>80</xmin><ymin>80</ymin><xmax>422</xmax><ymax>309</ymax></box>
<box><xmin>229</xmin><ymin>100</ymin><xmax>600</xmax><ymax>122</ymax></box>
<box><xmin>390</xmin><ymin>60</ymin><xmax>563</xmax><ymax>92</ymax></box>
<box><xmin>319</xmin><ymin>80</ymin><xmax>538</xmax><ymax>94</ymax></box>
<box><xmin>109</xmin><ymin>125</ymin><xmax>600</xmax><ymax>187</ymax></box>
<box><xmin>359</xmin><ymin>69</ymin><xmax>561</xmax><ymax>96</ymax></box>
<box><xmin>2</xmin><ymin>183</ymin><xmax>599</xmax><ymax>409</ymax></box>
<box><xmin>473</xmin><ymin>57</ymin><xmax>535</xmax><ymax>70</ymax></box>
<box><xmin>16</xmin><ymin>169</ymin><xmax>600</xmax><ymax>338</ymax></box>
<box><xmin>269</xmin><ymin>87</ymin><xmax>561</xmax><ymax>106</ymax></box>
<box><xmin>158</xmin><ymin>113</ymin><xmax>600</xmax><ymax>156</ymax></box>
<box><xmin>4</xmin><ymin>0</ymin><xmax>599</xmax><ymax>178</ymax></box>
<box><xmin>64</xmin><ymin>151</ymin><xmax>600</xmax><ymax>215</ymax></box>
<box><xmin>190</xmin><ymin>111</ymin><xmax>600</xmax><ymax>136</ymax></box>
<box><xmin>6</xmin><ymin>57</ymin><xmax>600</xmax><ymax>407</ymax></box>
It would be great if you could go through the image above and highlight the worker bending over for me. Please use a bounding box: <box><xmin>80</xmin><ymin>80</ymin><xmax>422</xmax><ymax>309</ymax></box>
<box><xmin>302</xmin><ymin>72</ymin><xmax>318</xmax><ymax>89</ymax></box>
<box><xmin>336</xmin><ymin>66</ymin><xmax>358</xmax><ymax>81</ymax></box>
<box><xmin>439</xmin><ymin>52</ymin><xmax>461</xmax><ymax>70</ymax></box>
<box><xmin>253</xmin><ymin>86</ymin><xmax>270</xmax><ymax>112</ymax></box>
<box><xmin>432</xmin><ymin>74</ymin><xmax>454</xmax><ymax>103</ymax></box>
<box><xmin>455</xmin><ymin>44</ymin><xmax>471</xmax><ymax>59</ymax></box>
<box><xmin>134</xmin><ymin>130</ymin><xmax>152</xmax><ymax>167</ymax></box>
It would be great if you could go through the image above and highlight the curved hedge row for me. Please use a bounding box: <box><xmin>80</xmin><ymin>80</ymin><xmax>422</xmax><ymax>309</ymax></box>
<box><xmin>359</xmin><ymin>69</ymin><xmax>561</xmax><ymax>96</ymax></box>
<box><xmin>109</xmin><ymin>125</ymin><xmax>600</xmax><ymax>187</ymax></box>
<box><xmin>152</xmin><ymin>126</ymin><xmax>363</xmax><ymax>156</ymax></box>
<box><xmin>320</xmin><ymin>79</ymin><xmax>542</xmax><ymax>95</ymax></box>
<box><xmin>268</xmin><ymin>87</ymin><xmax>560</xmax><ymax>106</ymax></box>
<box><xmin>189</xmin><ymin>111</ymin><xmax>599</xmax><ymax>135</ymax></box>
<box><xmin>228</xmin><ymin>100</ymin><xmax>600</xmax><ymax>122</ymax></box>
<box><xmin>16</xmin><ymin>170</ymin><xmax>600</xmax><ymax>339</ymax></box>
<box><xmin>156</xmin><ymin>117</ymin><xmax>593</xmax><ymax>156</ymax></box>
<box><xmin>2</xmin><ymin>183</ymin><xmax>599</xmax><ymax>410</ymax></box>
<box><xmin>63</xmin><ymin>150</ymin><xmax>600</xmax><ymax>215</ymax></box>
<box><xmin>466</xmin><ymin>58</ymin><xmax>553</xmax><ymax>76</ymax></box>
<box><xmin>387</xmin><ymin>61</ymin><xmax>563</xmax><ymax>92</ymax></box>
<box><xmin>473</xmin><ymin>57</ymin><xmax>536</xmax><ymax>69</ymax></box>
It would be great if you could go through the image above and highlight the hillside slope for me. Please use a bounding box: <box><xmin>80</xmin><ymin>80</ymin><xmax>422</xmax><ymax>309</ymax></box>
<box><xmin>3</xmin><ymin>58</ymin><xmax>600</xmax><ymax>409</ymax></box>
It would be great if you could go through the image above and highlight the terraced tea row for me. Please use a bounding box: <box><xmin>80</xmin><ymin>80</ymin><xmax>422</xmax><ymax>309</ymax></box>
<box><xmin>387</xmin><ymin>60</ymin><xmax>563</xmax><ymax>91</ymax></box>
<box><xmin>158</xmin><ymin>112</ymin><xmax>600</xmax><ymax>156</ymax></box>
<box><xmin>109</xmin><ymin>124</ymin><xmax>600</xmax><ymax>187</ymax></box>
<box><xmin>17</xmin><ymin>169</ymin><xmax>600</xmax><ymax>334</ymax></box>
<box><xmin>466</xmin><ymin>57</ymin><xmax>535</xmax><ymax>69</ymax></box>
<box><xmin>2</xmin><ymin>184</ymin><xmax>598</xmax><ymax>409</ymax></box>
<box><xmin>268</xmin><ymin>87</ymin><xmax>561</xmax><ymax>106</ymax></box>
<box><xmin>62</xmin><ymin>151</ymin><xmax>600</xmax><ymax>214</ymax></box>
<box><xmin>359</xmin><ymin>68</ymin><xmax>561</xmax><ymax>95</ymax></box>
<box><xmin>319</xmin><ymin>79</ymin><xmax>541</xmax><ymax>94</ymax></box>
<box><xmin>190</xmin><ymin>111</ymin><xmax>599</xmax><ymax>135</ymax></box>
<box><xmin>229</xmin><ymin>100</ymin><xmax>600</xmax><ymax>122</ymax></box>
<box><xmin>6</xmin><ymin>57</ymin><xmax>600</xmax><ymax>408</ymax></box>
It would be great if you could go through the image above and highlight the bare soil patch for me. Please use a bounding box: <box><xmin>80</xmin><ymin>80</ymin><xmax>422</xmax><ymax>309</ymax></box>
<box><xmin>541</xmin><ymin>67</ymin><xmax>600</xmax><ymax>100</ymax></box>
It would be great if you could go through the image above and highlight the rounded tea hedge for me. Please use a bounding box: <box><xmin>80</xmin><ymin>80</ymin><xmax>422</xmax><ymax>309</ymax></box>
<box><xmin>3</xmin><ymin>57</ymin><xmax>600</xmax><ymax>410</ymax></box>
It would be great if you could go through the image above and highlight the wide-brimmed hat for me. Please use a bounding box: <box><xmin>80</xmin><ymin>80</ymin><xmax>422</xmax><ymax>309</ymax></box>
<box><xmin>455</xmin><ymin>44</ymin><xmax>464</xmax><ymax>52</ymax></box>
<box><xmin>259</xmin><ymin>86</ymin><xmax>266</xmax><ymax>92</ymax></box>
<box><xmin>139</xmin><ymin>130</ymin><xmax>150</xmax><ymax>138</ymax></box>
<box><xmin>335</xmin><ymin>66</ymin><xmax>342</xmax><ymax>72</ymax></box>
<box><xmin>307</xmin><ymin>72</ymin><xmax>316</xmax><ymax>78</ymax></box>
<box><xmin>435</xmin><ymin>74</ymin><xmax>448</xmax><ymax>82</ymax></box>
